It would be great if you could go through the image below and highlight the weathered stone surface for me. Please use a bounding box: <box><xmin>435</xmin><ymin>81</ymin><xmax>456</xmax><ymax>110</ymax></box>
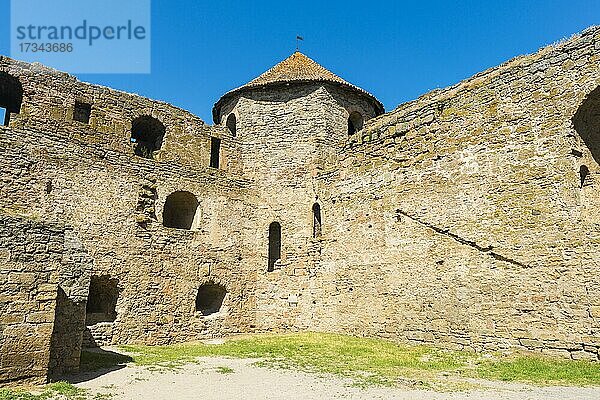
<box><xmin>1</xmin><ymin>25</ymin><xmax>600</xmax><ymax>386</ymax></box>
<box><xmin>310</xmin><ymin>26</ymin><xmax>600</xmax><ymax>357</ymax></box>
<box><xmin>0</xmin><ymin>216</ymin><xmax>91</xmax><ymax>384</ymax></box>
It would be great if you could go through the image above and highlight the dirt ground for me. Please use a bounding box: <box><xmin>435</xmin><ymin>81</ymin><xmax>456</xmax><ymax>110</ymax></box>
<box><xmin>72</xmin><ymin>356</ymin><xmax>600</xmax><ymax>400</ymax></box>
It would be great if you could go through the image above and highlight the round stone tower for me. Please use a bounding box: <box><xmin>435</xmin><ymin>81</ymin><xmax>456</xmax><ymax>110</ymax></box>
<box><xmin>213</xmin><ymin>51</ymin><xmax>384</xmax><ymax>180</ymax></box>
<box><xmin>213</xmin><ymin>52</ymin><xmax>384</xmax><ymax>329</ymax></box>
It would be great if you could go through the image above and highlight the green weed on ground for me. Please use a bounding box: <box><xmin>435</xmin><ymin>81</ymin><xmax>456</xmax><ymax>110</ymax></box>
<box><xmin>477</xmin><ymin>355</ymin><xmax>600</xmax><ymax>386</ymax></box>
<box><xmin>215</xmin><ymin>366</ymin><xmax>235</xmax><ymax>374</ymax></box>
<box><xmin>120</xmin><ymin>332</ymin><xmax>600</xmax><ymax>388</ymax></box>
<box><xmin>6</xmin><ymin>333</ymin><xmax>598</xmax><ymax>398</ymax></box>
<box><xmin>0</xmin><ymin>382</ymin><xmax>87</xmax><ymax>400</ymax></box>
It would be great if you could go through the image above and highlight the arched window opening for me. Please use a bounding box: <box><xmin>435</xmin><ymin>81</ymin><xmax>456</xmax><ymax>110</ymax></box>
<box><xmin>226</xmin><ymin>113</ymin><xmax>236</xmax><ymax>136</ymax></box>
<box><xmin>131</xmin><ymin>116</ymin><xmax>165</xmax><ymax>159</ymax></box>
<box><xmin>347</xmin><ymin>111</ymin><xmax>363</xmax><ymax>135</ymax></box>
<box><xmin>268</xmin><ymin>222</ymin><xmax>281</xmax><ymax>272</ymax></box>
<box><xmin>580</xmin><ymin>165</ymin><xmax>590</xmax><ymax>188</ymax></box>
<box><xmin>86</xmin><ymin>275</ymin><xmax>118</xmax><ymax>325</ymax></box>
<box><xmin>163</xmin><ymin>191</ymin><xmax>198</xmax><ymax>230</ymax></box>
<box><xmin>573</xmin><ymin>86</ymin><xmax>600</xmax><ymax>164</ymax></box>
<box><xmin>0</xmin><ymin>72</ymin><xmax>23</xmax><ymax>126</ymax></box>
<box><xmin>195</xmin><ymin>282</ymin><xmax>227</xmax><ymax>316</ymax></box>
<box><xmin>312</xmin><ymin>203</ymin><xmax>322</xmax><ymax>238</ymax></box>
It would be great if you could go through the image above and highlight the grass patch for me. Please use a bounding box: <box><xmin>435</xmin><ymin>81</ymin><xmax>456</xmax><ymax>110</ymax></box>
<box><xmin>0</xmin><ymin>353</ymin><xmax>126</xmax><ymax>400</ymax></box>
<box><xmin>215</xmin><ymin>366</ymin><xmax>235</xmax><ymax>374</ymax></box>
<box><xmin>478</xmin><ymin>356</ymin><xmax>600</xmax><ymax>385</ymax></box>
<box><xmin>0</xmin><ymin>382</ymin><xmax>87</xmax><ymax>400</ymax></box>
<box><xmin>120</xmin><ymin>332</ymin><xmax>600</xmax><ymax>388</ymax></box>
<box><xmin>123</xmin><ymin>332</ymin><xmax>464</xmax><ymax>388</ymax></box>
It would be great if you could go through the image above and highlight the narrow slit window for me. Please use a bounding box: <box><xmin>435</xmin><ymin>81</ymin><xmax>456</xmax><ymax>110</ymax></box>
<box><xmin>580</xmin><ymin>165</ymin><xmax>590</xmax><ymax>188</ymax></box>
<box><xmin>210</xmin><ymin>137</ymin><xmax>221</xmax><ymax>168</ymax></box>
<box><xmin>312</xmin><ymin>203</ymin><xmax>322</xmax><ymax>238</ymax></box>
<box><xmin>268</xmin><ymin>222</ymin><xmax>281</xmax><ymax>272</ymax></box>
<box><xmin>73</xmin><ymin>101</ymin><xmax>92</xmax><ymax>124</ymax></box>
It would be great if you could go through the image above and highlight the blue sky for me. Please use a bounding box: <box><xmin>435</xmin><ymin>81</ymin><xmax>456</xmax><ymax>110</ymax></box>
<box><xmin>1</xmin><ymin>0</ymin><xmax>598</xmax><ymax>122</ymax></box>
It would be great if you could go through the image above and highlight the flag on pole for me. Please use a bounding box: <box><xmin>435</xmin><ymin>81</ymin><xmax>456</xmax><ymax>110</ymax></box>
<box><xmin>296</xmin><ymin>35</ymin><xmax>304</xmax><ymax>51</ymax></box>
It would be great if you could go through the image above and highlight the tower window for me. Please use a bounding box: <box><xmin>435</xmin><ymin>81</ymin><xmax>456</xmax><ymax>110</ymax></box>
<box><xmin>131</xmin><ymin>115</ymin><xmax>165</xmax><ymax>159</ymax></box>
<box><xmin>268</xmin><ymin>222</ymin><xmax>281</xmax><ymax>272</ymax></box>
<box><xmin>195</xmin><ymin>283</ymin><xmax>227</xmax><ymax>316</ymax></box>
<box><xmin>580</xmin><ymin>165</ymin><xmax>590</xmax><ymax>188</ymax></box>
<box><xmin>86</xmin><ymin>275</ymin><xmax>119</xmax><ymax>325</ymax></box>
<box><xmin>312</xmin><ymin>203</ymin><xmax>322</xmax><ymax>238</ymax></box>
<box><xmin>348</xmin><ymin>111</ymin><xmax>363</xmax><ymax>135</ymax></box>
<box><xmin>0</xmin><ymin>72</ymin><xmax>23</xmax><ymax>127</ymax></box>
<box><xmin>73</xmin><ymin>101</ymin><xmax>92</xmax><ymax>124</ymax></box>
<box><xmin>163</xmin><ymin>191</ymin><xmax>198</xmax><ymax>230</ymax></box>
<box><xmin>210</xmin><ymin>137</ymin><xmax>221</xmax><ymax>168</ymax></box>
<box><xmin>226</xmin><ymin>113</ymin><xmax>236</xmax><ymax>136</ymax></box>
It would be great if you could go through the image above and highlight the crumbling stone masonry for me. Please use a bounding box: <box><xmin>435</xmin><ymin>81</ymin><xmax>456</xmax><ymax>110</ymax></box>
<box><xmin>1</xmin><ymin>26</ymin><xmax>600</xmax><ymax>385</ymax></box>
<box><xmin>0</xmin><ymin>216</ymin><xmax>91</xmax><ymax>384</ymax></box>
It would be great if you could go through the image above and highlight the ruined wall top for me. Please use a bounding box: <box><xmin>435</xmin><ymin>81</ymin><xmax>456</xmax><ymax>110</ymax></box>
<box><xmin>0</xmin><ymin>55</ymin><xmax>241</xmax><ymax>173</ymax></box>
<box><xmin>1</xmin><ymin>25</ymin><xmax>598</xmax><ymax>181</ymax></box>
<box><xmin>346</xmin><ymin>25</ymin><xmax>600</xmax><ymax>149</ymax></box>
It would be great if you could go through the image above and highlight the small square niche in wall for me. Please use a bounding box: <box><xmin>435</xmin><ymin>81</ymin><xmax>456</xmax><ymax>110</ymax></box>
<box><xmin>73</xmin><ymin>101</ymin><xmax>92</xmax><ymax>124</ymax></box>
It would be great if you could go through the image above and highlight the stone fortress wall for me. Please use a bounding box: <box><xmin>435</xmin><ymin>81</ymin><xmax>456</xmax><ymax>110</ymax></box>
<box><xmin>0</xmin><ymin>58</ymin><xmax>261</xmax><ymax>384</ymax></box>
<box><xmin>1</xmin><ymin>26</ymin><xmax>600</xmax><ymax>385</ymax></box>
<box><xmin>248</xmin><ymin>27</ymin><xmax>600</xmax><ymax>361</ymax></box>
<box><xmin>215</xmin><ymin>82</ymin><xmax>381</xmax><ymax>331</ymax></box>
<box><xmin>310</xmin><ymin>26</ymin><xmax>600</xmax><ymax>358</ymax></box>
<box><xmin>0</xmin><ymin>215</ymin><xmax>91</xmax><ymax>384</ymax></box>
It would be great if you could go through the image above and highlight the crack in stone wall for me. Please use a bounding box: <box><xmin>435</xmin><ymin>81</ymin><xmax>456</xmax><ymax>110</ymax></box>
<box><xmin>395</xmin><ymin>209</ymin><xmax>529</xmax><ymax>268</ymax></box>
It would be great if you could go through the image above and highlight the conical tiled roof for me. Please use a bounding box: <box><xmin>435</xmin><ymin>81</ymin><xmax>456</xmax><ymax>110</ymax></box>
<box><xmin>246</xmin><ymin>51</ymin><xmax>351</xmax><ymax>87</ymax></box>
<box><xmin>213</xmin><ymin>51</ymin><xmax>383</xmax><ymax>122</ymax></box>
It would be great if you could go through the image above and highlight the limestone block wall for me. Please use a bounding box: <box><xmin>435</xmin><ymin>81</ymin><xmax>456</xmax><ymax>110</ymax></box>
<box><xmin>218</xmin><ymin>83</ymin><xmax>378</xmax><ymax>179</ymax></box>
<box><xmin>0</xmin><ymin>58</ymin><xmax>257</xmax><ymax>349</ymax></box>
<box><xmin>0</xmin><ymin>215</ymin><xmax>91</xmax><ymax>384</ymax></box>
<box><xmin>2</xmin><ymin>24</ymin><xmax>600</xmax><ymax>374</ymax></box>
<box><xmin>0</xmin><ymin>57</ymin><xmax>241</xmax><ymax>175</ymax></box>
<box><xmin>49</xmin><ymin>227</ymin><xmax>93</xmax><ymax>377</ymax></box>
<box><xmin>0</xmin><ymin>123</ymin><xmax>258</xmax><ymax>346</ymax></box>
<box><xmin>218</xmin><ymin>83</ymin><xmax>380</xmax><ymax>331</ymax></box>
<box><xmin>305</xmin><ymin>26</ymin><xmax>600</xmax><ymax>359</ymax></box>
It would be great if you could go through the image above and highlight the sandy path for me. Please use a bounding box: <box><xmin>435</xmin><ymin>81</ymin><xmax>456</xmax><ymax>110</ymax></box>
<box><xmin>72</xmin><ymin>356</ymin><xmax>600</xmax><ymax>400</ymax></box>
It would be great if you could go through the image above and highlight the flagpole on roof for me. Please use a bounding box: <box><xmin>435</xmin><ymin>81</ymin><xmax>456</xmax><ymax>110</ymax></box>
<box><xmin>296</xmin><ymin>35</ymin><xmax>304</xmax><ymax>52</ymax></box>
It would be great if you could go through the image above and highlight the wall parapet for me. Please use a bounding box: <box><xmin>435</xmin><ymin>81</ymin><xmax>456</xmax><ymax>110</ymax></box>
<box><xmin>0</xmin><ymin>56</ymin><xmax>242</xmax><ymax>174</ymax></box>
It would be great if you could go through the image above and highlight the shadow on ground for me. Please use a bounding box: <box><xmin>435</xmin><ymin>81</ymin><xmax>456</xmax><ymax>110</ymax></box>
<box><xmin>61</xmin><ymin>347</ymin><xmax>133</xmax><ymax>383</ymax></box>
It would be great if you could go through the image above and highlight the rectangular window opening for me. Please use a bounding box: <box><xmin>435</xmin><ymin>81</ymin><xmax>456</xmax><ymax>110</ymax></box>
<box><xmin>210</xmin><ymin>137</ymin><xmax>221</xmax><ymax>169</ymax></box>
<box><xmin>73</xmin><ymin>101</ymin><xmax>92</xmax><ymax>124</ymax></box>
